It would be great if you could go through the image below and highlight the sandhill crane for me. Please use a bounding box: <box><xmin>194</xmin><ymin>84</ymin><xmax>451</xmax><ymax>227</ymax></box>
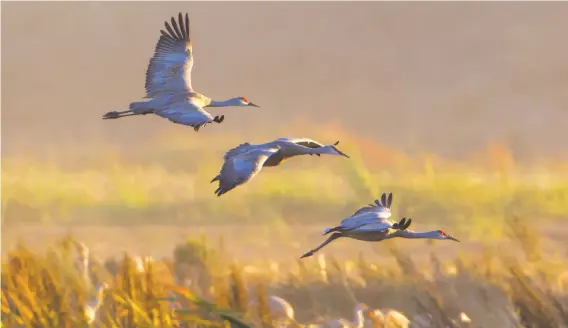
<box><xmin>102</xmin><ymin>13</ymin><xmax>259</xmax><ymax>132</ymax></box>
<box><xmin>74</xmin><ymin>242</ymin><xmax>95</xmax><ymax>289</ymax></box>
<box><xmin>300</xmin><ymin>193</ymin><xmax>459</xmax><ymax>258</ymax></box>
<box><xmin>248</xmin><ymin>295</ymin><xmax>297</xmax><ymax>327</ymax></box>
<box><xmin>211</xmin><ymin>138</ymin><xmax>349</xmax><ymax>196</ymax></box>
<box><xmin>84</xmin><ymin>282</ymin><xmax>108</xmax><ymax>325</ymax></box>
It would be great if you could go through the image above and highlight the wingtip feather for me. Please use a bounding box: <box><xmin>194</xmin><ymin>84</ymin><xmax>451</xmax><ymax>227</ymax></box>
<box><xmin>185</xmin><ymin>13</ymin><xmax>190</xmax><ymax>38</ymax></box>
<box><xmin>162</xmin><ymin>13</ymin><xmax>190</xmax><ymax>41</ymax></box>
<box><xmin>171</xmin><ymin>16</ymin><xmax>182</xmax><ymax>39</ymax></box>
<box><xmin>164</xmin><ymin>20</ymin><xmax>176</xmax><ymax>39</ymax></box>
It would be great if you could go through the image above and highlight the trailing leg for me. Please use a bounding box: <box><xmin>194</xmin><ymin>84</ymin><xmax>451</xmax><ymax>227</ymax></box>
<box><xmin>300</xmin><ymin>233</ymin><xmax>343</xmax><ymax>258</ymax></box>
<box><xmin>102</xmin><ymin>110</ymin><xmax>139</xmax><ymax>119</ymax></box>
<box><xmin>103</xmin><ymin>99</ymin><xmax>156</xmax><ymax>120</ymax></box>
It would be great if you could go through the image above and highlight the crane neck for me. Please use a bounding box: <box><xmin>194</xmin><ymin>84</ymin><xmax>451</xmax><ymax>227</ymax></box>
<box><xmin>81</xmin><ymin>258</ymin><xmax>91</xmax><ymax>287</ymax></box>
<box><xmin>207</xmin><ymin>98</ymin><xmax>239</xmax><ymax>107</ymax></box>
<box><xmin>399</xmin><ymin>230</ymin><xmax>440</xmax><ymax>239</ymax></box>
<box><xmin>353</xmin><ymin>308</ymin><xmax>365</xmax><ymax>328</ymax></box>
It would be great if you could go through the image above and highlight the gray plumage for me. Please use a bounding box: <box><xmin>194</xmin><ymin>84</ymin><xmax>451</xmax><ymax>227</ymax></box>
<box><xmin>300</xmin><ymin>193</ymin><xmax>460</xmax><ymax>259</ymax></box>
<box><xmin>211</xmin><ymin>137</ymin><xmax>350</xmax><ymax>196</ymax></box>
<box><xmin>213</xmin><ymin>147</ymin><xmax>281</xmax><ymax>197</ymax></box>
<box><xmin>145</xmin><ymin>12</ymin><xmax>194</xmax><ymax>97</ymax></box>
<box><xmin>102</xmin><ymin>13</ymin><xmax>259</xmax><ymax>131</ymax></box>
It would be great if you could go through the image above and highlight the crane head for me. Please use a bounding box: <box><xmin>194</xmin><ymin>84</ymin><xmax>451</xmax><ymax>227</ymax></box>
<box><xmin>436</xmin><ymin>230</ymin><xmax>460</xmax><ymax>242</ymax></box>
<box><xmin>355</xmin><ymin>303</ymin><xmax>369</xmax><ymax>312</ymax></box>
<box><xmin>237</xmin><ymin>96</ymin><xmax>260</xmax><ymax>107</ymax></box>
<box><xmin>96</xmin><ymin>282</ymin><xmax>109</xmax><ymax>299</ymax></box>
<box><xmin>326</xmin><ymin>141</ymin><xmax>350</xmax><ymax>158</ymax></box>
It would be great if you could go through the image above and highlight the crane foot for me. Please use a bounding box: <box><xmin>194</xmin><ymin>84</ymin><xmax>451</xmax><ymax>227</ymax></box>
<box><xmin>102</xmin><ymin>111</ymin><xmax>120</xmax><ymax>119</ymax></box>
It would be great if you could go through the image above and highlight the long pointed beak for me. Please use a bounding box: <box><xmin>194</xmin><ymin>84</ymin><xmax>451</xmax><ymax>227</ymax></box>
<box><xmin>447</xmin><ymin>235</ymin><xmax>460</xmax><ymax>242</ymax></box>
<box><xmin>332</xmin><ymin>147</ymin><xmax>350</xmax><ymax>158</ymax></box>
<box><xmin>248</xmin><ymin>102</ymin><xmax>260</xmax><ymax>107</ymax></box>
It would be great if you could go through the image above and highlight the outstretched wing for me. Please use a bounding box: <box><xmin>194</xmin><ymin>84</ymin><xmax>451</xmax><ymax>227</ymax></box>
<box><xmin>268</xmin><ymin>137</ymin><xmax>328</xmax><ymax>161</ymax></box>
<box><xmin>145</xmin><ymin>13</ymin><xmax>194</xmax><ymax>98</ymax></box>
<box><xmin>339</xmin><ymin>211</ymin><xmax>394</xmax><ymax>231</ymax></box>
<box><xmin>214</xmin><ymin>150</ymin><xmax>271</xmax><ymax>196</ymax></box>
<box><xmin>275</xmin><ymin>137</ymin><xmax>325</xmax><ymax>149</ymax></box>
<box><xmin>223</xmin><ymin>142</ymin><xmax>254</xmax><ymax>161</ymax></box>
<box><xmin>350</xmin><ymin>192</ymin><xmax>393</xmax><ymax>217</ymax></box>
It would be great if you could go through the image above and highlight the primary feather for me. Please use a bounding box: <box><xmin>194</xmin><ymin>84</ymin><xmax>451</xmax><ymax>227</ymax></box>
<box><xmin>349</xmin><ymin>192</ymin><xmax>393</xmax><ymax>217</ymax></box>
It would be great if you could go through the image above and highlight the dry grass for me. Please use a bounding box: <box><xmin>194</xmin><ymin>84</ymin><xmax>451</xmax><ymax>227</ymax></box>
<box><xmin>1</xmin><ymin>237</ymin><xmax>251</xmax><ymax>328</ymax></box>
<box><xmin>2</xmin><ymin>221</ymin><xmax>568</xmax><ymax>327</ymax></box>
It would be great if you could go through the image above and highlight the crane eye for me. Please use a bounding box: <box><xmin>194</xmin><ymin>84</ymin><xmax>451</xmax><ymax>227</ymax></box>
<box><xmin>240</xmin><ymin>96</ymin><xmax>249</xmax><ymax>103</ymax></box>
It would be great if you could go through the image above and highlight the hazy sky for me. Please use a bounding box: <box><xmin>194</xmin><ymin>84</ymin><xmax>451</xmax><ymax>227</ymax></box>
<box><xmin>3</xmin><ymin>2</ymin><xmax>568</xmax><ymax>160</ymax></box>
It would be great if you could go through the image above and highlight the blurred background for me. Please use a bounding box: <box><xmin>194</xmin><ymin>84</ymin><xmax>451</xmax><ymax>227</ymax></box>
<box><xmin>3</xmin><ymin>2</ymin><xmax>568</xmax><ymax>327</ymax></box>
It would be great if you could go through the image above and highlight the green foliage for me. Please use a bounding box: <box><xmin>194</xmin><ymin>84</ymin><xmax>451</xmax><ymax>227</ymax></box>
<box><xmin>4</xmin><ymin>138</ymin><xmax>568</xmax><ymax>228</ymax></box>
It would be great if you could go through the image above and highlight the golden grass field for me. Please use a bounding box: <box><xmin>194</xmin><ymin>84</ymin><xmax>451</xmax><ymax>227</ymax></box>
<box><xmin>3</xmin><ymin>126</ymin><xmax>568</xmax><ymax>327</ymax></box>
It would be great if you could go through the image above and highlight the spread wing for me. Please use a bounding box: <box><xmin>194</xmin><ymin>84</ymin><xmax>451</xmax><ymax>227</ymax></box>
<box><xmin>269</xmin><ymin>137</ymin><xmax>328</xmax><ymax>160</ymax></box>
<box><xmin>350</xmin><ymin>192</ymin><xmax>393</xmax><ymax>217</ymax></box>
<box><xmin>350</xmin><ymin>216</ymin><xmax>412</xmax><ymax>232</ymax></box>
<box><xmin>145</xmin><ymin>13</ymin><xmax>194</xmax><ymax>98</ymax></box>
<box><xmin>349</xmin><ymin>221</ymin><xmax>393</xmax><ymax>232</ymax></box>
<box><xmin>214</xmin><ymin>150</ymin><xmax>272</xmax><ymax>196</ymax></box>
<box><xmin>339</xmin><ymin>211</ymin><xmax>395</xmax><ymax>231</ymax></box>
<box><xmin>223</xmin><ymin>142</ymin><xmax>254</xmax><ymax>161</ymax></box>
<box><xmin>276</xmin><ymin>137</ymin><xmax>326</xmax><ymax>149</ymax></box>
<box><xmin>153</xmin><ymin>101</ymin><xmax>213</xmax><ymax>131</ymax></box>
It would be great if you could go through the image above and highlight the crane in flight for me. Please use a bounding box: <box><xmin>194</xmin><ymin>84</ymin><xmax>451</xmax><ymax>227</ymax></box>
<box><xmin>300</xmin><ymin>192</ymin><xmax>460</xmax><ymax>258</ymax></box>
<box><xmin>102</xmin><ymin>13</ymin><xmax>260</xmax><ymax>132</ymax></box>
<box><xmin>211</xmin><ymin>137</ymin><xmax>350</xmax><ymax>196</ymax></box>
